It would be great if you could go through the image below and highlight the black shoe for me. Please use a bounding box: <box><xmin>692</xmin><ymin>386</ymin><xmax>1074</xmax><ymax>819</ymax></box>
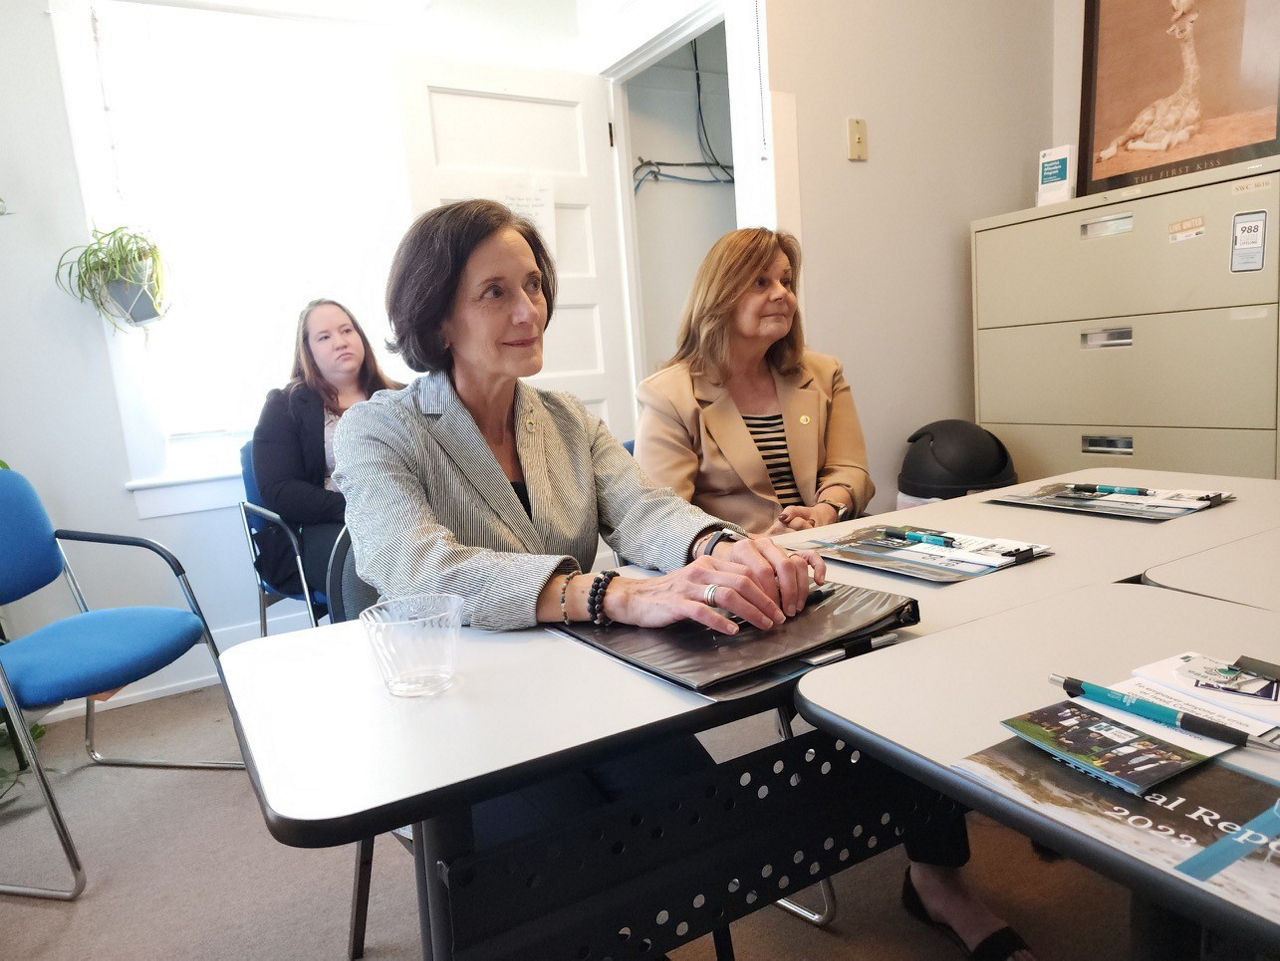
<box><xmin>901</xmin><ymin>866</ymin><xmax>1030</xmax><ymax>961</ymax></box>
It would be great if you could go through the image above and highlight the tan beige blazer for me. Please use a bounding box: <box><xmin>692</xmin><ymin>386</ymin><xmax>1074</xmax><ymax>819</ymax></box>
<box><xmin>635</xmin><ymin>351</ymin><xmax>874</xmax><ymax>534</ymax></box>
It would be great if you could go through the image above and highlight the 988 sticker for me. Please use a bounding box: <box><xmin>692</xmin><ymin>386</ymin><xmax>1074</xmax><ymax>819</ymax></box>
<box><xmin>1231</xmin><ymin>210</ymin><xmax>1266</xmax><ymax>272</ymax></box>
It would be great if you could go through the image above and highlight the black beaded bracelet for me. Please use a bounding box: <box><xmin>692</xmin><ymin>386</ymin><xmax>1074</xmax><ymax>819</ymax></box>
<box><xmin>587</xmin><ymin>569</ymin><xmax>619</xmax><ymax>627</ymax></box>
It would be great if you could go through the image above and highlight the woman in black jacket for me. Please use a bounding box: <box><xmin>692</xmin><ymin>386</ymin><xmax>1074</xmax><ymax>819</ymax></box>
<box><xmin>252</xmin><ymin>298</ymin><xmax>400</xmax><ymax>596</ymax></box>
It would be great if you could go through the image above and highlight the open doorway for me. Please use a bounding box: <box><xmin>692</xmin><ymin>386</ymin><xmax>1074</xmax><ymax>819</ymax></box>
<box><xmin>622</xmin><ymin>23</ymin><xmax>737</xmax><ymax>379</ymax></box>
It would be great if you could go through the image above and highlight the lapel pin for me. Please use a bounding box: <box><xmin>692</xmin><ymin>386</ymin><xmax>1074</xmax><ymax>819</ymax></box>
<box><xmin>799</xmin><ymin>414</ymin><xmax>811</xmax><ymax>425</ymax></box>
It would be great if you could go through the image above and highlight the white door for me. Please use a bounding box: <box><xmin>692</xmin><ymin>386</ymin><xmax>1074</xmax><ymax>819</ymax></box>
<box><xmin>399</xmin><ymin>61</ymin><xmax>637</xmax><ymax>439</ymax></box>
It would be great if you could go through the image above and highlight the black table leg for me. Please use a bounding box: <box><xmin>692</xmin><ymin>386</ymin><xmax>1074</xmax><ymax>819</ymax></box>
<box><xmin>412</xmin><ymin>809</ymin><xmax>473</xmax><ymax>961</ymax></box>
<box><xmin>348</xmin><ymin>836</ymin><xmax>374</xmax><ymax>960</ymax></box>
<box><xmin>712</xmin><ymin>925</ymin><xmax>736</xmax><ymax>961</ymax></box>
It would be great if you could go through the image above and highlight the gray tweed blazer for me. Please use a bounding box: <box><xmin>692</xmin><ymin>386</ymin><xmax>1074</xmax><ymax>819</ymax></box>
<box><xmin>332</xmin><ymin>372</ymin><xmax>731</xmax><ymax>630</ymax></box>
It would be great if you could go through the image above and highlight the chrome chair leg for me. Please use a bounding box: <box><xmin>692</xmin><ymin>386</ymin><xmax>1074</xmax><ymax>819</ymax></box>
<box><xmin>3</xmin><ymin>711</ymin><xmax>30</xmax><ymax>770</ymax></box>
<box><xmin>84</xmin><ymin>695</ymin><xmax>244</xmax><ymax>770</ymax></box>
<box><xmin>0</xmin><ymin>665</ymin><xmax>86</xmax><ymax>900</ymax></box>
<box><xmin>772</xmin><ymin>706</ymin><xmax>837</xmax><ymax>927</ymax></box>
<box><xmin>774</xmin><ymin>877</ymin><xmax>837</xmax><ymax>925</ymax></box>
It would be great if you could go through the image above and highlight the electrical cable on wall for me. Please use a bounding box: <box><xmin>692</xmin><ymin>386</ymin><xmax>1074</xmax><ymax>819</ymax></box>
<box><xmin>633</xmin><ymin>38</ymin><xmax>735</xmax><ymax>195</ymax></box>
<box><xmin>693</xmin><ymin>38</ymin><xmax>733</xmax><ymax>182</ymax></box>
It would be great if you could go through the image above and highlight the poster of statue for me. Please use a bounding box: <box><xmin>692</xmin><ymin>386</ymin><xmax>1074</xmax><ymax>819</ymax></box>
<box><xmin>1079</xmin><ymin>0</ymin><xmax>1280</xmax><ymax>195</ymax></box>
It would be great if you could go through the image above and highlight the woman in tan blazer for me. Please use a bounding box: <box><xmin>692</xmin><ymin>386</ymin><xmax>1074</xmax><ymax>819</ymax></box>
<box><xmin>636</xmin><ymin>228</ymin><xmax>874</xmax><ymax>535</ymax></box>
<box><xmin>635</xmin><ymin>227</ymin><xmax>1035</xmax><ymax>961</ymax></box>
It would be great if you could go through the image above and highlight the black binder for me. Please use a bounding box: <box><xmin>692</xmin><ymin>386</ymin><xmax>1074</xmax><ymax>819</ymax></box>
<box><xmin>560</xmin><ymin>583</ymin><xmax>919</xmax><ymax>691</ymax></box>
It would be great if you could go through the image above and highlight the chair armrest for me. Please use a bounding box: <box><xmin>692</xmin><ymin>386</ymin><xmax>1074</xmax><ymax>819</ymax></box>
<box><xmin>54</xmin><ymin>529</ymin><xmax>188</xmax><ymax>579</ymax></box>
<box><xmin>239</xmin><ymin>503</ymin><xmax>305</xmax><ymax>556</ymax></box>
<box><xmin>52</xmin><ymin>530</ymin><xmax>215</xmax><ymax>656</ymax></box>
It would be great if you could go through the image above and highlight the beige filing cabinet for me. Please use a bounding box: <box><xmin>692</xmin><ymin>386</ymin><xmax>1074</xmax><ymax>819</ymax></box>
<box><xmin>972</xmin><ymin>157</ymin><xmax>1280</xmax><ymax>481</ymax></box>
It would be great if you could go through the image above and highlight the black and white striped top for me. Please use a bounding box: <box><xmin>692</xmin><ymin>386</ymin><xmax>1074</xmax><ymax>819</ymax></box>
<box><xmin>742</xmin><ymin>413</ymin><xmax>802</xmax><ymax>507</ymax></box>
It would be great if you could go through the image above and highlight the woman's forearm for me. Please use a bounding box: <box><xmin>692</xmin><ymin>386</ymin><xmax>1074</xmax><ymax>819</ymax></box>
<box><xmin>536</xmin><ymin>572</ymin><xmax>592</xmax><ymax>624</ymax></box>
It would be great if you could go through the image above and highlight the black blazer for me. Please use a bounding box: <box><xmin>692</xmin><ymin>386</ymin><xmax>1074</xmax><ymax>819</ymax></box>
<box><xmin>251</xmin><ymin>385</ymin><xmax>345</xmax><ymax>592</ymax></box>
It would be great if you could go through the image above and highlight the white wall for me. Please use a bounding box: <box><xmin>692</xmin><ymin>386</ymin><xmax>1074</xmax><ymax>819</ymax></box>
<box><xmin>1053</xmin><ymin>0</ymin><xmax>1087</xmax><ymax>148</ymax></box>
<box><xmin>627</xmin><ymin>28</ymin><xmax>737</xmax><ymax>377</ymax></box>
<box><xmin>763</xmin><ymin>0</ymin><xmax>1055</xmax><ymax>512</ymax></box>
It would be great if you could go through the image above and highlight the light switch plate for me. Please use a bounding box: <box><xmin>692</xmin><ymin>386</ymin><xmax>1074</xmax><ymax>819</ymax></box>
<box><xmin>847</xmin><ymin>119</ymin><xmax>868</xmax><ymax>161</ymax></box>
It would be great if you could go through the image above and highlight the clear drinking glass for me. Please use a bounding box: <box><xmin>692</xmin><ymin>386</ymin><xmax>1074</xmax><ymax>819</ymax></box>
<box><xmin>360</xmin><ymin>593</ymin><xmax>464</xmax><ymax>697</ymax></box>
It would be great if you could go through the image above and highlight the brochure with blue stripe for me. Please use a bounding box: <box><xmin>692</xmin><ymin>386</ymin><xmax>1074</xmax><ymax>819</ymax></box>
<box><xmin>805</xmin><ymin>525</ymin><xmax>1052</xmax><ymax>583</ymax></box>
<box><xmin>989</xmin><ymin>483</ymin><xmax>1234</xmax><ymax>521</ymax></box>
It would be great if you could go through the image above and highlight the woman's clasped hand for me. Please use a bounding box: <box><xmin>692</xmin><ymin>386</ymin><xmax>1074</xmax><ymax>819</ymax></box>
<box><xmin>603</xmin><ymin>536</ymin><xmax>827</xmax><ymax>634</ymax></box>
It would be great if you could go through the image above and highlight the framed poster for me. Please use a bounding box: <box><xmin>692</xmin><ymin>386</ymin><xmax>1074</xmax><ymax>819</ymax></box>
<box><xmin>1078</xmin><ymin>0</ymin><xmax>1280</xmax><ymax>196</ymax></box>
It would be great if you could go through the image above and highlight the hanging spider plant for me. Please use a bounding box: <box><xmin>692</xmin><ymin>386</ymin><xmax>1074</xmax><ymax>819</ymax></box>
<box><xmin>56</xmin><ymin>226</ymin><xmax>167</xmax><ymax>328</ymax></box>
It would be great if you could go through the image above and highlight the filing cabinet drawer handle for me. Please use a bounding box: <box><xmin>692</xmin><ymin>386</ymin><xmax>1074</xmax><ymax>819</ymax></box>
<box><xmin>1080</xmin><ymin>213</ymin><xmax>1134</xmax><ymax>239</ymax></box>
<box><xmin>1081</xmin><ymin>327</ymin><xmax>1133</xmax><ymax>349</ymax></box>
<box><xmin>1081</xmin><ymin>435</ymin><xmax>1134</xmax><ymax>455</ymax></box>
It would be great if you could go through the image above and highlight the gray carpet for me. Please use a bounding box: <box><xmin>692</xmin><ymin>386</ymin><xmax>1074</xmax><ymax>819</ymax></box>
<box><xmin>1</xmin><ymin>685</ymin><xmax>1136</xmax><ymax>960</ymax></box>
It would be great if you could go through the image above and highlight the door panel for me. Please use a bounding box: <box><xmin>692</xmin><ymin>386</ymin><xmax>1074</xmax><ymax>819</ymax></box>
<box><xmin>399</xmin><ymin>61</ymin><xmax>636</xmax><ymax>438</ymax></box>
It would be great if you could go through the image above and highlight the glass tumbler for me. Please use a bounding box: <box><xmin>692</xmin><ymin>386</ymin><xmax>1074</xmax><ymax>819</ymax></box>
<box><xmin>360</xmin><ymin>592</ymin><xmax>464</xmax><ymax>696</ymax></box>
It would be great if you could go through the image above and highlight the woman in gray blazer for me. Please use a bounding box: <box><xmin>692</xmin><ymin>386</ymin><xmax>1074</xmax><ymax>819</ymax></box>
<box><xmin>334</xmin><ymin>200</ymin><xmax>823</xmax><ymax>634</ymax></box>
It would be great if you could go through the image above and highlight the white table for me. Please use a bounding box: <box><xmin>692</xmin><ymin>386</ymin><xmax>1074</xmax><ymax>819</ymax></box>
<box><xmin>221</xmin><ymin>468</ymin><xmax>1280</xmax><ymax>959</ymax></box>
<box><xmin>219</xmin><ymin>619</ymin><xmax>913</xmax><ymax>960</ymax></box>
<box><xmin>1143</xmin><ymin>526</ymin><xmax>1280</xmax><ymax>612</ymax></box>
<box><xmin>795</xmin><ymin>583</ymin><xmax>1280</xmax><ymax>953</ymax></box>
<box><xmin>220</xmin><ymin>621</ymin><xmax>710</xmax><ymax>841</ymax></box>
<box><xmin>778</xmin><ymin>468</ymin><xmax>1280</xmax><ymax>636</ymax></box>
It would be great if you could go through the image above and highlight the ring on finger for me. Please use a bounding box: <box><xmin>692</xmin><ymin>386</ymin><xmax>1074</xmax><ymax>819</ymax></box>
<box><xmin>703</xmin><ymin>583</ymin><xmax>719</xmax><ymax>606</ymax></box>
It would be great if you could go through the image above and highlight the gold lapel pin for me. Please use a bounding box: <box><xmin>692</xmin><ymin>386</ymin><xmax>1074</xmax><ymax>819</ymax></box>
<box><xmin>799</xmin><ymin>414</ymin><xmax>811</xmax><ymax>425</ymax></box>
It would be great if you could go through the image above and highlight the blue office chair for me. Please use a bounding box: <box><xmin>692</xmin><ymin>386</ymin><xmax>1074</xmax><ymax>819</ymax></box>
<box><xmin>0</xmin><ymin>468</ymin><xmax>243</xmax><ymax>901</ymax></box>
<box><xmin>237</xmin><ymin>440</ymin><xmax>326</xmax><ymax>634</ymax></box>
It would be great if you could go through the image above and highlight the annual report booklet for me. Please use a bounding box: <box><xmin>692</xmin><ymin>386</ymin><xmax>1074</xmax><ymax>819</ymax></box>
<box><xmin>988</xmin><ymin>483</ymin><xmax>1234</xmax><ymax>521</ymax></box>
<box><xmin>561</xmin><ymin>582</ymin><xmax>919</xmax><ymax>691</ymax></box>
<box><xmin>804</xmin><ymin>525</ymin><xmax>1052</xmax><ymax>583</ymax></box>
<box><xmin>954</xmin><ymin>737</ymin><xmax>1280</xmax><ymax>922</ymax></box>
<box><xmin>999</xmin><ymin>696</ymin><xmax>1229</xmax><ymax>795</ymax></box>
<box><xmin>988</xmin><ymin>666</ymin><xmax>1277</xmax><ymax>796</ymax></box>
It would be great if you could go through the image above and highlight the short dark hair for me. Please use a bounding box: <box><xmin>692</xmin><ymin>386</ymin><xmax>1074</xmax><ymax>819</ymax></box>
<box><xmin>385</xmin><ymin>199</ymin><xmax>558</xmax><ymax>372</ymax></box>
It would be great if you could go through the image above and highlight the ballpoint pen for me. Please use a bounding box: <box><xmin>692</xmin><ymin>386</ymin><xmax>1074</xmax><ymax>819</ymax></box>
<box><xmin>880</xmin><ymin>526</ymin><xmax>956</xmax><ymax>548</ymax></box>
<box><xmin>1049</xmin><ymin>673</ymin><xmax>1280</xmax><ymax>751</ymax></box>
<box><xmin>1065</xmin><ymin>484</ymin><xmax>1156</xmax><ymax>496</ymax></box>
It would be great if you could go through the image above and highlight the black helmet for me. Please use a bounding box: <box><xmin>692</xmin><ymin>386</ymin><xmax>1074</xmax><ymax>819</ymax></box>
<box><xmin>898</xmin><ymin>420</ymin><xmax>1016</xmax><ymax>500</ymax></box>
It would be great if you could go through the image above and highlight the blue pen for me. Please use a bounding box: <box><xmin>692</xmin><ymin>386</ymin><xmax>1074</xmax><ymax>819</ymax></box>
<box><xmin>1066</xmin><ymin>483</ymin><xmax>1155</xmax><ymax>496</ymax></box>
<box><xmin>1049</xmin><ymin>674</ymin><xmax>1280</xmax><ymax>750</ymax></box>
<box><xmin>881</xmin><ymin>527</ymin><xmax>956</xmax><ymax>548</ymax></box>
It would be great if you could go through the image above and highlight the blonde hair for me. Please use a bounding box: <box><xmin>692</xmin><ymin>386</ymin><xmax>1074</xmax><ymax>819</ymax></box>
<box><xmin>666</xmin><ymin>228</ymin><xmax>804</xmax><ymax>382</ymax></box>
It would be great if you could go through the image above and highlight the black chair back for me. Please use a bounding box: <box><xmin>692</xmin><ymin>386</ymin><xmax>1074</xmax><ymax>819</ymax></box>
<box><xmin>326</xmin><ymin>526</ymin><xmax>380</xmax><ymax>623</ymax></box>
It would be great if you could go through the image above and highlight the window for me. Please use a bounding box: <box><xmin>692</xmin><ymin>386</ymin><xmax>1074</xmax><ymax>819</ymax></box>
<box><xmin>56</xmin><ymin>1</ymin><xmax>416</xmax><ymax>513</ymax></box>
